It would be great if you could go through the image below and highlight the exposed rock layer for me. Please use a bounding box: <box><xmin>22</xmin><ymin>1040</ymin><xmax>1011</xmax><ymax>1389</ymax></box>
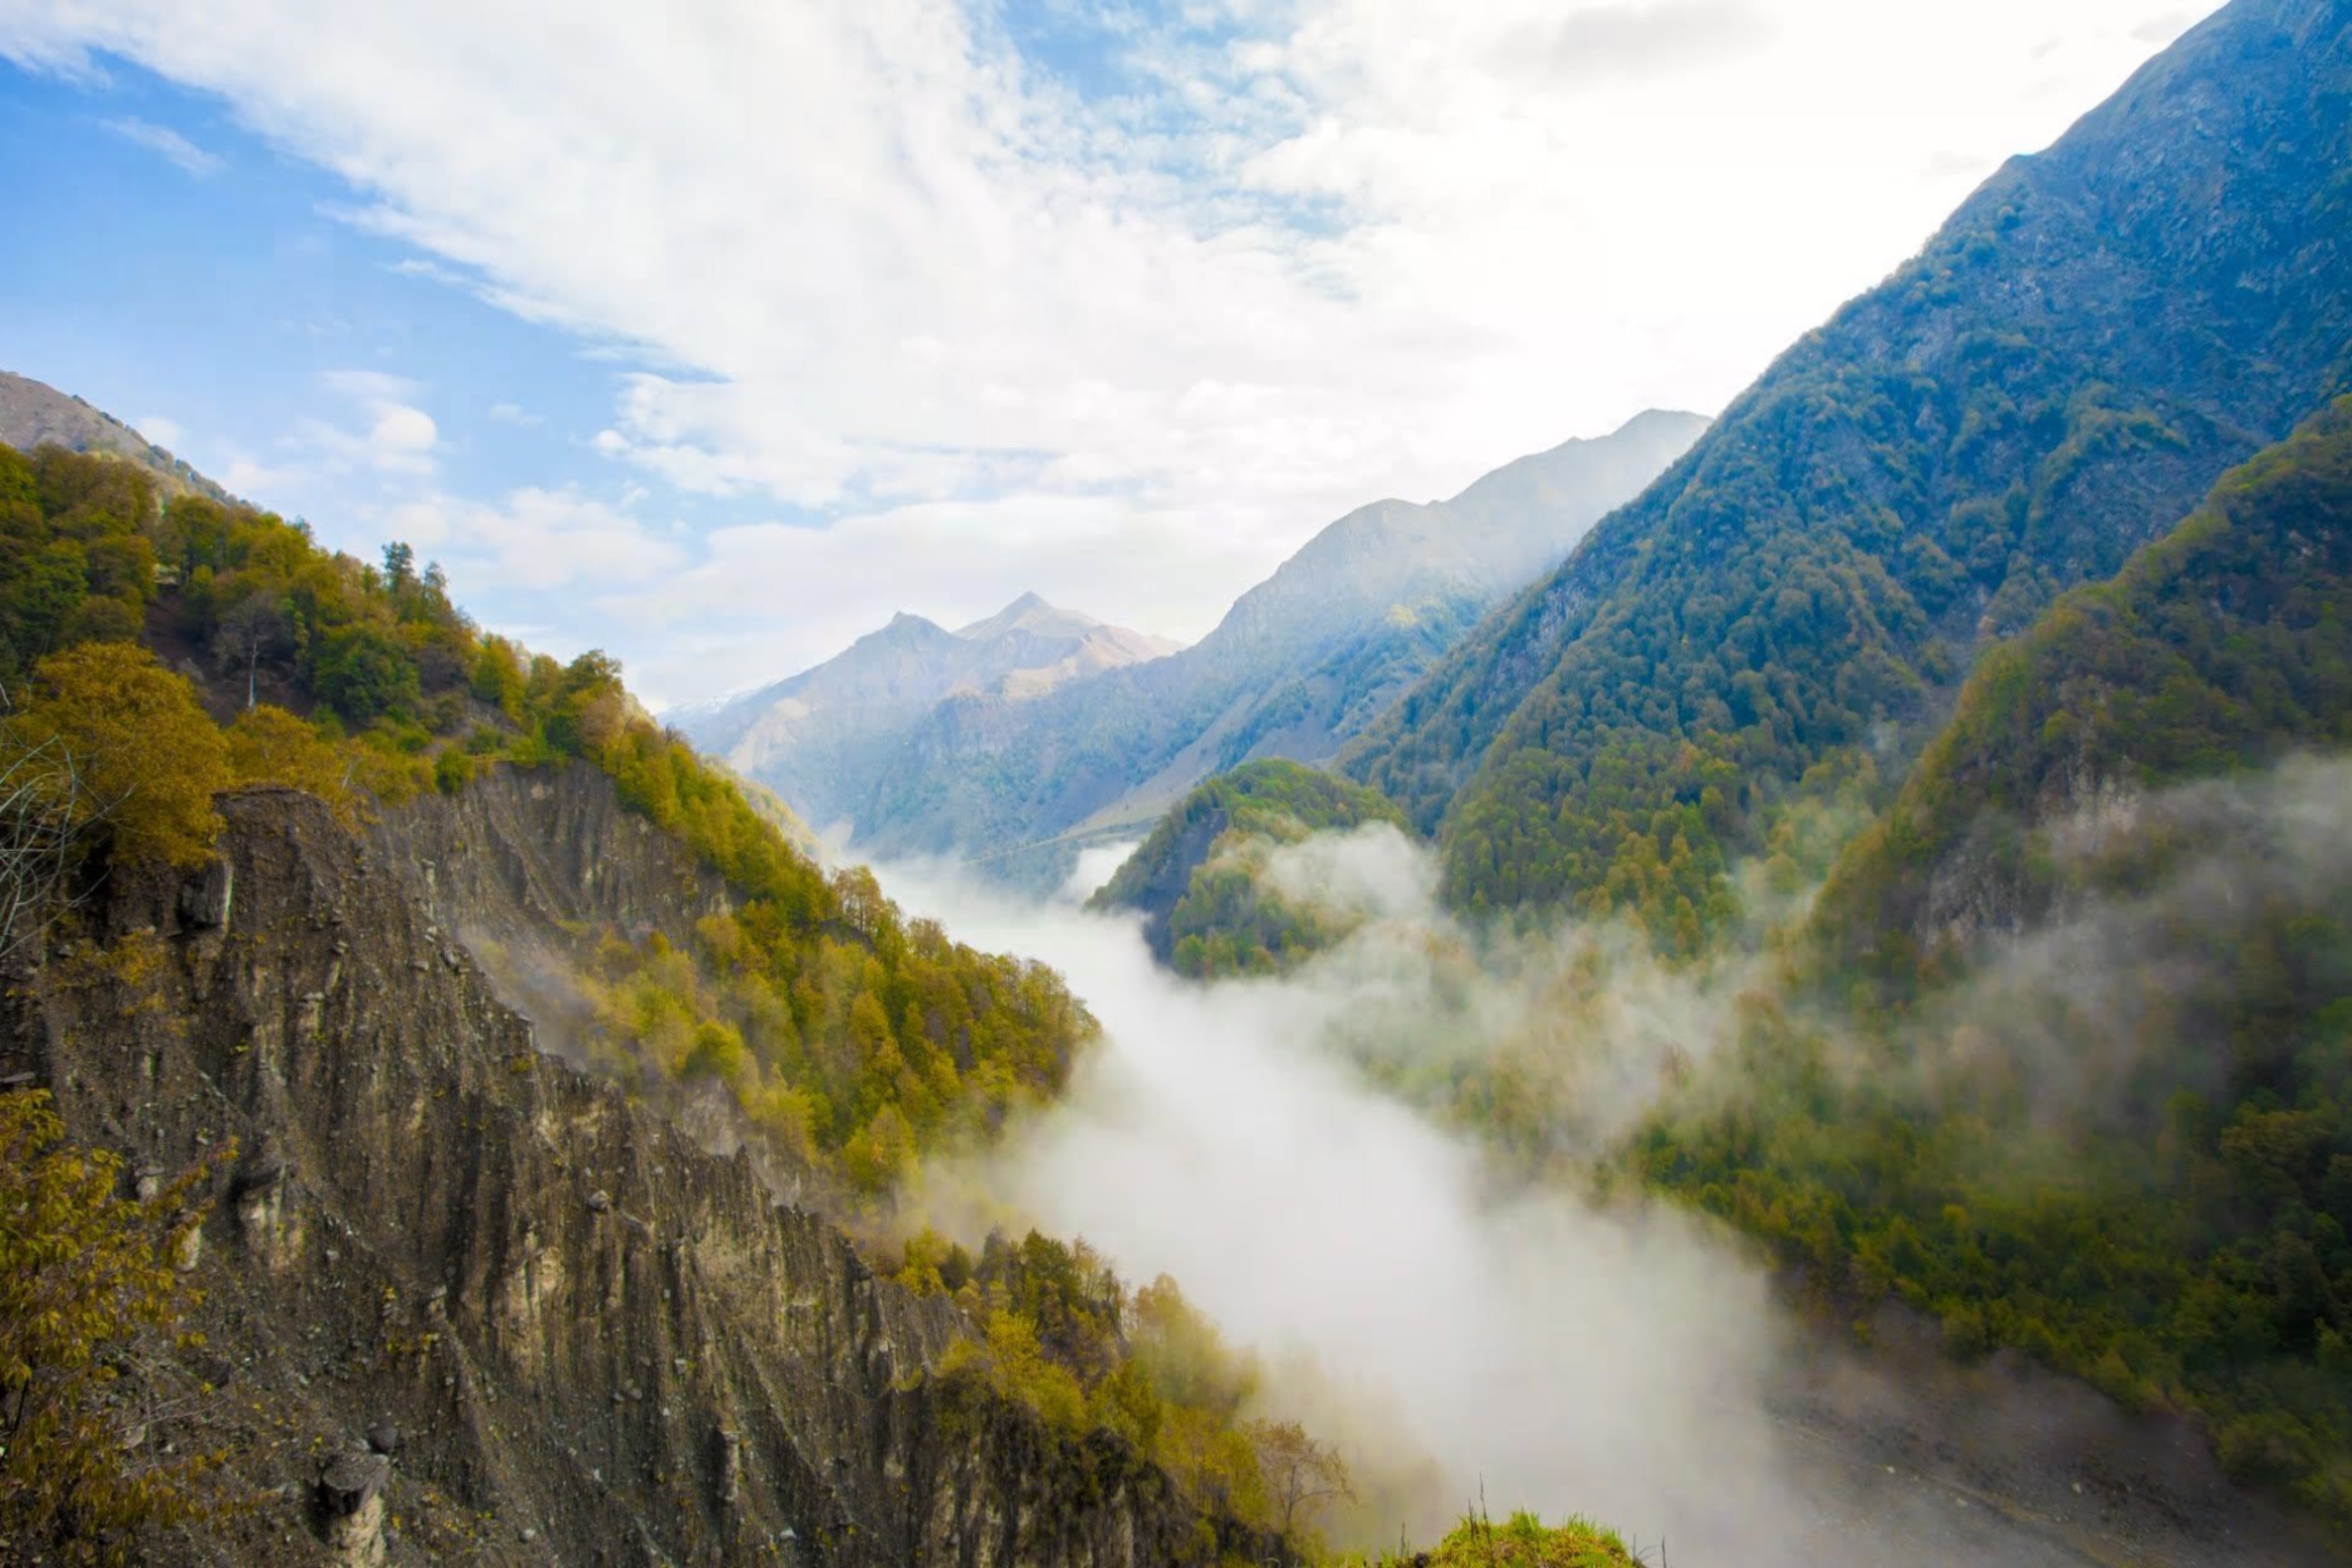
<box><xmin>2</xmin><ymin>785</ymin><xmax>1258</xmax><ymax>1565</ymax></box>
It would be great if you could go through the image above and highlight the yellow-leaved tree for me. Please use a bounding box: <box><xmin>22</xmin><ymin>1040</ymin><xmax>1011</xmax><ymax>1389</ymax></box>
<box><xmin>0</xmin><ymin>1089</ymin><xmax>233</xmax><ymax>1565</ymax></box>
<box><xmin>19</xmin><ymin>643</ymin><xmax>231</xmax><ymax>868</ymax></box>
<box><xmin>225</xmin><ymin>704</ymin><xmax>355</xmax><ymax>823</ymax></box>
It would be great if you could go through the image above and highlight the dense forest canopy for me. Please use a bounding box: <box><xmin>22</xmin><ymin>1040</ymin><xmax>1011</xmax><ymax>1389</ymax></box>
<box><xmin>1631</xmin><ymin>402</ymin><xmax>2352</xmax><ymax>1527</ymax></box>
<box><xmin>1815</xmin><ymin>395</ymin><xmax>2352</xmax><ymax>986</ymax></box>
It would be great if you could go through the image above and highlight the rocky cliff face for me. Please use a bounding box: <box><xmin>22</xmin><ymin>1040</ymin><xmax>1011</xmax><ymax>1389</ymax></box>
<box><xmin>371</xmin><ymin>765</ymin><xmax>732</xmax><ymax>953</ymax></box>
<box><xmin>0</xmin><ymin>784</ymin><xmax>1259</xmax><ymax>1565</ymax></box>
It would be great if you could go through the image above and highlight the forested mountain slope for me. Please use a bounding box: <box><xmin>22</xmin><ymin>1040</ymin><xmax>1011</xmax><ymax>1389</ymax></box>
<box><xmin>0</xmin><ymin>435</ymin><xmax>1097</xmax><ymax>1198</ymax></box>
<box><xmin>676</xmin><ymin>592</ymin><xmax>1177</xmax><ymax>836</ymax></box>
<box><xmin>1815</xmin><ymin>393</ymin><xmax>2352</xmax><ymax>983</ymax></box>
<box><xmin>1344</xmin><ymin>0</ymin><xmax>2352</xmax><ymax>941</ymax></box>
<box><xmin>1638</xmin><ymin>400</ymin><xmax>2352</xmax><ymax>1529</ymax></box>
<box><xmin>1087</xmin><ymin>758</ymin><xmax>1409</xmax><ymax>974</ymax></box>
<box><xmin>842</xmin><ymin>410</ymin><xmax>1705</xmax><ymax>870</ymax></box>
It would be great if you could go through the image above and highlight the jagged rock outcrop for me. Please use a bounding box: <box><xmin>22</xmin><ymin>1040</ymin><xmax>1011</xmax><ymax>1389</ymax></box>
<box><xmin>370</xmin><ymin>764</ymin><xmax>730</xmax><ymax>953</ymax></box>
<box><xmin>0</xmin><ymin>787</ymin><xmax>1264</xmax><ymax>1565</ymax></box>
<box><xmin>370</xmin><ymin>765</ymin><xmax>839</xmax><ymax>1209</ymax></box>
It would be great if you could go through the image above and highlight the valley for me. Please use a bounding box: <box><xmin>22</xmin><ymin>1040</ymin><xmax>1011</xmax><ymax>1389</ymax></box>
<box><xmin>876</xmin><ymin>859</ymin><xmax>2342</xmax><ymax>1566</ymax></box>
<box><xmin>2</xmin><ymin>0</ymin><xmax>2350</xmax><ymax>1563</ymax></box>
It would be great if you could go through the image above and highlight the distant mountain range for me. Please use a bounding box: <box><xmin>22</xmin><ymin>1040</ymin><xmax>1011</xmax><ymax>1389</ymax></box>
<box><xmin>672</xmin><ymin>593</ymin><xmax>1180</xmax><ymax>837</ymax></box>
<box><xmin>678</xmin><ymin>408</ymin><xmax>1707</xmax><ymax>871</ymax></box>
<box><xmin>0</xmin><ymin>369</ymin><xmax>237</xmax><ymax>505</ymax></box>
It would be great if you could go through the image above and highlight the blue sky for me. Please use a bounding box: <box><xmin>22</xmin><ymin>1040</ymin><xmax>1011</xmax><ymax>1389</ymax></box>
<box><xmin>2</xmin><ymin>64</ymin><xmax>621</xmax><ymax>509</ymax></box>
<box><xmin>0</xmin><ymin>0</ymin><xmax>2205</xmax><ymax>706</ymax></box>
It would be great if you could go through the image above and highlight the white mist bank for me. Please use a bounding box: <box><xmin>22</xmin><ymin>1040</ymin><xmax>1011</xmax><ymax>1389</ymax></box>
<box><xmin>868</xmin><ymin>765</ymin><xmax>2352</xmax><ymax>1564</ymax></box>
<box><xmin>874</xmin><ymin>847</ymin><xmax>1966</xmax><ymax>1561</ymax></box>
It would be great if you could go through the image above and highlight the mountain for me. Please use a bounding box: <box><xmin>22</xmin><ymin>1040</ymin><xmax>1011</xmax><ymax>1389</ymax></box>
<box><xmin>844</xmin><ymin>409</ymin><xmax>1708</xmax><ymax>872</ymax></box>
<box><xmin>0</xmin><ymin>368</ymin><xmax>237</xmax><ymax>504</ymax></box>
<box><xmin>1087</xmin><ymin>757</ymin><xmax>1410</xmax><ymax>973</ymax></box>
<box><xmin>7</xmin><ymin>782</ymin><xmax>1268</xmax><ymax>1566</ymax></box>
<box><xmin>1812</xmin><ymin>392</ymin><xmax>2352</xmax><ymax>983</ymax></box>
<box><xmin>1342</xmin><ymin>0</ymin><xmax>2352</xmax><ymax>941</ymax></box>
<box><xmin>674</xmin><ymin>592</ymin><xmax>1179</xmax><ymax>836</ymax></box>
<box><xmin>0</xmin><ymin>426</ymin><xmax>1319</xmax><ymax>1562</ymax></box>
<box><xmin>1641</xmin><ymin>396</ymin><xmax>2352</xmax><ymax>1530</ymax></box>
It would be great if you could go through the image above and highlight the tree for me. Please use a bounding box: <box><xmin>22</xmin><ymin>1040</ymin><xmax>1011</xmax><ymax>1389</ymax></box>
<box><xmin>224</xmin><ymin>706</ymin><xmax>353</xmax><ymax>823</ymax></box>
<box><xmin>211</xmin><ymin>591</ymin><xmax>291</xmax><ymax>712</ymax></box>
<box><xmin>379</xmin><ymin>541</ymin><xmax>414</xmax><ymax>590</ymax></box>
<box><xmin>1246</xmin><ymin>1418</ymin><xmax>1354</xmax><ymax>1555</ymax></box>
<box><xmin>470</xmin><ymin>636</ymin><xmax>526</xmax><ymax>718</ymax></box>
<box><xmin>21</xmin><ymin>645</ymin><xmax>230</xmax><ymax>869</ymax></box>
<box><xmin>310</xmin><ymin>625</ymin><xmax>419</xmax><ymax>726</ymax></box>
<box><xmin>0</xmin><ymin>716</ymin><xmax>92</xmax><ymax>965</ymax></box>
<box><xmin>0</xmin><ymin>1090</ymin><xmax>232</xmax><ymax>1565</ymax></box>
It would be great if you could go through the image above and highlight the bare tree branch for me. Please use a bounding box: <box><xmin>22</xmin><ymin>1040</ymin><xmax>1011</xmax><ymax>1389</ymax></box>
<box><xmin>0</xmin><ymin>697</ymin><xmax>114</xmax><ymax>965</ymax></box>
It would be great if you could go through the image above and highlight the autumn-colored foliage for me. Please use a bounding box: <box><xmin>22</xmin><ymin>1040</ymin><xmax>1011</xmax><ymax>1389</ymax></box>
<box><xmin>19</xmin><ymin>643</ymin><xmax>230</xmax><ymax>869</ymax></box>
<box><xmin>0</xmin><ymin>1089</ymin><xmax>232</xmax><ymax>1565</ymax></box>
<box><xmin>225</xmin><ymin>704</ymin><xmax>356</xmax><ymax>822</ymax></box>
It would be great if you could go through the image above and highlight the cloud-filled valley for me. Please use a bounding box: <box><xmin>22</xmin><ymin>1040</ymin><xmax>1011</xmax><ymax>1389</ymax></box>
<box><xmin>870</xmin><ymin>780</ymin><xmax>2348</xmax><ymax>1563</ymax></box>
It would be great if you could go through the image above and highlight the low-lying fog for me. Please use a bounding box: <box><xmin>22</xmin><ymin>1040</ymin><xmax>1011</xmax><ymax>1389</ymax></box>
<box><xmin>875</xmin><ymin>834</ymin><xmax>2151</xmax><ymax>1566</ymax></box>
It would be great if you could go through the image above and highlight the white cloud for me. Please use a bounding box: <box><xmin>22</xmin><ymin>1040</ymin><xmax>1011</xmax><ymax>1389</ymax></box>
<box><xmin>383</xmin><ymin>497</ymin><xmax>450</xmax><ymax>549</ymax></box>
<box><xmin>1489</xmin><ymin>1</ymin><xmax>1781</xmax><ymax>85</ymax></box>
<box><xmin>133</xmin><ymin>413</ymin><xmax>184</xmax><ymax>448</ymax></box>
<box><xmin>3</xmin><ymin>0</ymin><xmax>2211</xmax><ymax>702</ymax></box>
<box><xmin>368</xmin><ymin>403</ymin><xmax>437</xmax><ymax>459</ymax></box>
<box><xmin>216</xmin><ymin>452</ymin><xmax>297</xmax><ymax>498</ymax></box>
<box><xmin>101</xmin><ymin>112</ymin><xmax>221</xmax><ymax>175</ymax></box>
<box><xmin>439</xmin><ymin>486</ymin><xmax>686</xmax><ymax>591</ymax></box>
<box><xmin>291</xmin><ymin>368</ymin><xmax>439</xmax><ymax>478</ymax></box>
<box><xmin>319</xmin><ymin>368</ymin><xmax>422</xmax><ymax>403</ymax></box>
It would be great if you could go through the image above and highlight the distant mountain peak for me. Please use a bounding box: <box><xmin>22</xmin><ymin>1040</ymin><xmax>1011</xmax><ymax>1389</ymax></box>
<box><xmin>1614</xmin><ymin>407</ymin><xmax>1711</xmax><ymax>436</ymax></box>
<box><xmin>676</xmin><ymin>593</ymin><xmax>1181</xmax><ymax>818</ymax></box>
<box><xmin>683</xmin><ymin>408</ymin><xmax>1694</xmax><ymax>857</ymax></box>
<box><xmin>956</xmin><ymin>591</ymin><xmax>1094</xmax><ymax>641</ymax></box>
